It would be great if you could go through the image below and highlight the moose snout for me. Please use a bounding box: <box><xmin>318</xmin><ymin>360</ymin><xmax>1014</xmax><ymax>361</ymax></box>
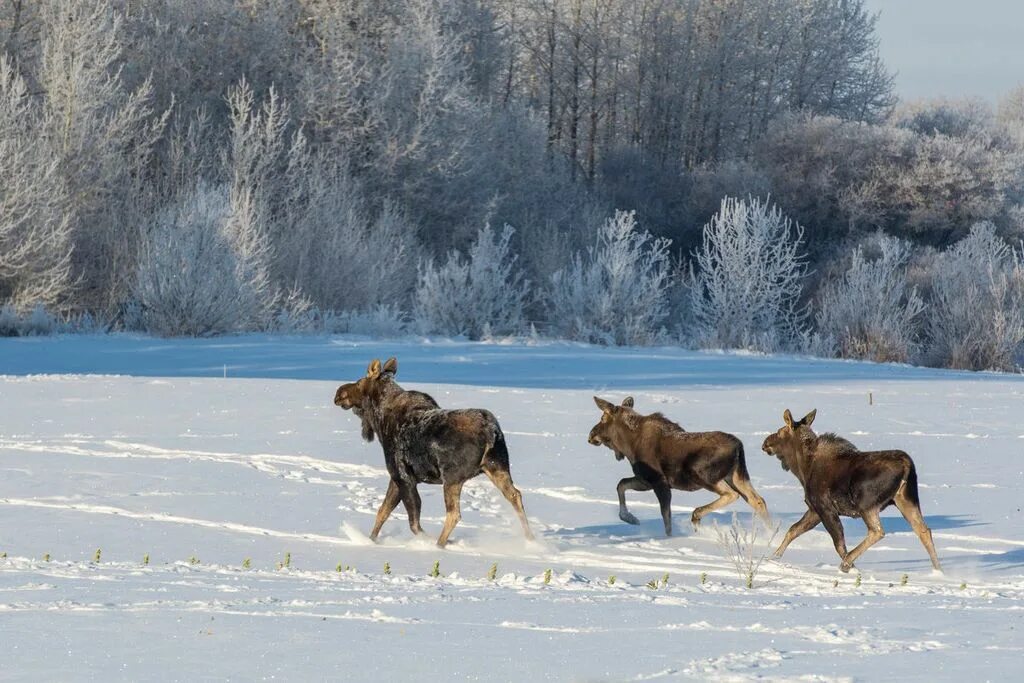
<box><xmin>761</xmin><ymin>437</ymin><xmax>774</xmax><ymax>454</ymax></box>
<box><xmin>587</xmin><ymin>429</ymin><xmax>603</xmax><ymax>446</ymax></box>
<box><xmin>334</xmin><ymin>387</ymin><xmax>350</xmax><ymax>408</ymax></box>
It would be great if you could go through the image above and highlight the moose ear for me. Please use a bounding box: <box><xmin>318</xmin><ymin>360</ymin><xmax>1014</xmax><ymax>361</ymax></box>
<box><xmin>622</xmin><ymin>396</ymin><xmax>634</xmax><ymax>408</ymax></box>
<box><xmin>594</xmin><ymin>396</ymin><xmax>614</xmax><ymax>412</ymax></box>
<box><xmin>783</xmin><ymin>409</ymin><xmax>794</xmax><ymax>428</ymax></box>
<box><xmin>802</xmin><ymin>409</ymin><xmax>817</xmax><ymax>427</ymax></box>
<box><xmin>382</xmin><ymin>357</ymin><xmax>398</xmax><ymax>375</ymax></box>
<box><xmin>367</xmin><ymin>359</ymin><xmax>382</xmax><ymax>378</ymax></box>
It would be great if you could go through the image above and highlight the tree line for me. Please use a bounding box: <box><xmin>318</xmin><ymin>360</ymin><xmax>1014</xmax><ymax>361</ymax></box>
<box><xmin>1</xmin><ymin>0</ymin><xmax>1022</xmax><ymax>371</ymax></box>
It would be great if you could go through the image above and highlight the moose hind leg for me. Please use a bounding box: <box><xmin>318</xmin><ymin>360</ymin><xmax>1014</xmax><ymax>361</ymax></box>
<box><xmin>436</xmin><ymin>481</ymin><xmax>465</xmax><ymax>548</ymax></box>
<box><xmin>484</xmin><ymin>464</ymin><xmax>534</xmax><ymax>541</ymax></box>
<box><xmin>370</xmin><ymin>479</ymin><xmax>401</xmax><ymax>541</ymax></box>
<box><xmin>691</xmin><ymin>481</ymin><xmax>739</xmax><ymax>528</ymax></box>
<box><xmin>730</xmin><ymin>470</ymin><xmax>769</xmax><ymax>521</ymax></box>
<box><xmin>840</xmin><ymin>508</ymin><xmax>884</xmax><ymax>572</ymax></box>
<box><xmin>616</xmin><ymin>476</ymin><xmax>651</xmax><ymax>525</ymax></box>
<box><xmin>774</xmin><ymin>508</ymin><xmax>821</xmax><ymax>558</ymax></box>
<box><xmin>893</xmin><ymin>489</ymin><xmax>942</xmax><ymax>571</ymax></box>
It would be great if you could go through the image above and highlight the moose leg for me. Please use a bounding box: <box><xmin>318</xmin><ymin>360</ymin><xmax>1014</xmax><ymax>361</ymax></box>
<box><xmin>818</xmin><ymin>510</ymin><xmax>851</xmax><ymax>571</ymax></box>
<box><xmin>436</xmin><ymin>481</ymin><xmax>465</xmax><ymax>548</ymax></box>
<box><xmin>369</xmin><ymin>479</ymin><xmax>401</xmax><ymax>541</ymax></box>
<box><xmin>691</xmin><ymin>481</ymin><xmax>740</xmax><ymax>527</ymax></box>
<box><xmin>773</xmin><ymin>508</ymin><xmax>821</xmax><ymax>558</ymax></box>
<box><xmin>397</xmin><ymin>480</ymin><xmax>425</xmax><ymax>536</ymax></box>
<box><xmin>840</xmin><ymin>508</ymin><xmax>884</xmax><ymax>572</ymax></box>
<box><xmin>730</xmin><ymin>471</ymin><xmax>769</xmax><ymax>521</ymax></box>
<box><xmin>616</xmin><ymin>476</ymin><xmax>651</xmax><ymax>525</ymax></box>
<box><xmin>893</xmin><ymin>491</ymin><xmax>942</xmax><ymax>571</ymax></box>
<box><xmin>654</xmin><ymin>484</ymin><xmax>673</xmax><ymax>536</ymax></box>
<box><xmin>483</xmin><ymin>464</ymin><xmax>534</xmax><ymax>541</ymax></box>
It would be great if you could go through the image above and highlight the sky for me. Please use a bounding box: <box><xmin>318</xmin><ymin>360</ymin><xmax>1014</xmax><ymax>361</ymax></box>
<box><xmin>864</xmin><ymin>0</ymin><xmax>1024</xmax><ymax>103</ymax></box>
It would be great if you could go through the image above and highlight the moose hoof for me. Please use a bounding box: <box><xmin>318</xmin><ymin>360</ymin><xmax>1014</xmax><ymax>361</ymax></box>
<box><xmin>839</xmin><ymin>561</ymin><xmax>854</xmax><ymax>573</ymax></box>
<box><xmin>619</xmin><ymin>511</ymin><xmax>640</xmax><ymax>525</ymax></box>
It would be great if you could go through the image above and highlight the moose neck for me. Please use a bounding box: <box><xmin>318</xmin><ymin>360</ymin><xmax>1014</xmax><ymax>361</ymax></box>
<box><xmin>788</xmin><ymin>431</ymin><xmax>818</xmax><ymax>485</ymax></box>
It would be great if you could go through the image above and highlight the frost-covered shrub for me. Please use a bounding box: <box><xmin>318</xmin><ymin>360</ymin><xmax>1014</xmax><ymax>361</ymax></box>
<box><xmin>924</xmin><ymin>223</ymin><xmax>1024</xmax><ymax>371</ymax></box>
<box><xmin>548</xmin><ymin>210</ymin><xmax>672</xmax><ymax>346</ymax></box>
<box><xmin>323</xmin><ymin>305</ymin><xmax>410</xmax><ymax>338</ymax></box>
<box><xmin>815</xmin><ymin>233</ymin><xmax>925</xmax><ymax>363</ymax></box>
<box><xmin>414</xmin><ymin>224</ymin><xmax>530</xmax><ymax>339</ymax></box>
<box><xmin>130</xmin><ymin>183</ymin><xmax>275</xmax><ymax>336</ymax></box>
<box><xmin>689</xmin><ymin>197</ymin><xmax>808</xmax><ymax>351</ymax></box>
<box><xmin>0</xmin><ymin>304</ymin><xmax>60</xmax><ymax>337</ymax></box>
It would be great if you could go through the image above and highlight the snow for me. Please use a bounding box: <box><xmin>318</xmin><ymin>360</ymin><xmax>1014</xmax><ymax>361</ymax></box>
<box><xmin>2</xmin><ymin>336</ymin><xmax>1023</xmax><ymax>680</ymax></box>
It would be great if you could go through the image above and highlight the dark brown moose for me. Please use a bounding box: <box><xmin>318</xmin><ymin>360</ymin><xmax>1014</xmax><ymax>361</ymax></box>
<box><xmin>334</xmin><ymin>357</ymin><xmax>533</xmax><ymax>547</ymax></box>
<box><xmin>588</xmin><ymin>396</ymin><xmax>768</xmax><ymax>535</ymax></box>
<box><xmin>762</xmin><ymin>409</ymin><xmax>941</xmax><ymax>572</ymax></box>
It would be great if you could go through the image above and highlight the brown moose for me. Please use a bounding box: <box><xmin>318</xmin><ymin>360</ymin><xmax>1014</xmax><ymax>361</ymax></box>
<box><xmin>762</xmin><ymin>409</ymin><xmax>941</xmax><ymax>572</ymax></box>
<box><xmin>588</xmin><ymin>396</ymin><xmax>768</xmax><ymax>535</ymax></box>
<box><xmin>334</xmin><ymin>357</ymin><xmax>533</xmax><ymax>547</ymax></box>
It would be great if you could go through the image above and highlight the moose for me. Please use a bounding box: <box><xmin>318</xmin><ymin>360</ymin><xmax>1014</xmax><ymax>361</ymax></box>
<box><xmin>334</xmin><ymin>357</ymin><xmax>533</xmax><ymax>547</ymax></box>
<box><xmin>762</xmin><ymin>409</ymin><xmax>941</xmax><ymax>572</ymax></box>
<box><xmin>588</xmin><ymin>396</ymin><xmax>768</xmax><ymax>536</ymax></box>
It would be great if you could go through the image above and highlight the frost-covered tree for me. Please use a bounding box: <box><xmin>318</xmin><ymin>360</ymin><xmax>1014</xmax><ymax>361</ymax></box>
<box><xmin>414</xmin><ymin>224</ymin><xmax>530</xmax><ymax>339</ymax></box>
<box><xmin>815</xmin><ymin>233</ymin><xmax>925</xmax><ymax>363</ymax></box>
<box><xmin>548</xmin><ymin>210</ymin><xmax>672</xmax><ymax>346</ymax></box>
<box><xmin>924</xmin><ymin>223</ymin><xmax>1024</xmax><ymax>371</ymax></box>
<box><xmin>0</xmin><ymin>56</ymin><xmax>73</xmax><ymax>309</ymax></box>
<box><xmin>689</xmin><ymin>197</ymin><xmax>808</xmax><ymax>351</ymax></box>
<box><xmin>130</xmin><ymin>183</ymin><xmax>274</xmax><ymax>337</ymax></box>
<box><xmin>39</xmin><ymin>0</ymin><xmax>166</xmax><ymax>309</ymax></box>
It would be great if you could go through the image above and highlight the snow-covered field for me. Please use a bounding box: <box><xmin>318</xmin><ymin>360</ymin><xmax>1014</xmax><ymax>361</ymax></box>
<box><xmin>2</xmin><ymin>336</ymin><xmax>1023</xmax><ymax>681</ymax></box>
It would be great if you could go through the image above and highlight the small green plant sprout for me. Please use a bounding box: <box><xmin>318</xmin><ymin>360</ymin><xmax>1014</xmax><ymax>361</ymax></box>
<box><xmin>487</xmin><ymin>563</ymin><xmax>498</xmax><ymax>581</ymax></box>
<box><xmin>277</xmin><ymin>552</ymin><xmax>291</xmax><ymax>570</ymax></box>
<box><xmin>43</xmin><ymin>553</ymin><xmax>51</xmax><ymax>563</ymax></box>
<box><xmin>661</xmin><ymin>573</ymin><xmax>670</xmax><ymax>587</ymax></box>
<box><xmin>430</xmin><ymin>560</ymin><xmax>440</xmax><ymax>578</ymax></box>
<box><xmin>960</xmin><ymin>581</ymin><xmax>967</xmax><ymax>590</ymax></box>
<box><xmin>854</xmin><ymin>574</ymin><xmax>862</xmax><ymax>588</ymax></box>
<box><xmin>335</xmin><ymin>562</ymin><xmax>343</xmax><ymax>573</ymax></box>
<box><xmin>243</xmin><ymin>558</ymin><xmax>251</xmax><ymax>569</ymax></box>
<box><xmin>900</xmin><ymin>573</ymin><xmax>908</xmax><ymax>586</ymax></box>
<box><xmin>1</xmin><ymin>551</ymin><xmax>6</xmax><ymax>558</ymax></box>
<box><xmin>646</xmin><ymin>579</ymin><xmax>659</xmax><ymax>590</ymax></box>
<box><xmin>700</xmin><ymin>572</ymin><xmax>707</xmax><ymax>586</ymax></box>
<box><xmin>189</xmin><ymin>555</ymin><xmax>200</xmax><ymax>566</ymax></box>
<box><xmin>142</xmin><ymin>554</ymin><xmax>149</xmax><ymax>566</ymax></box>
<box><xmin>608</xmin><ymin>575</ymin><xmax>616</xmax><ymax>586</ymax></box>
<box><xmin>543</xmin><ymin>568</ymin><xmax>552</xmax><ymax>585</ymax></box>
<box><xmin>93</xmin><ymin>548</ymin><xmax>101</xmax><ymax>563</ymax></box>
<box><xmin>383</xmin><ymin>562</ymin><xmax>391</xmax><ymax>576</ymax></box>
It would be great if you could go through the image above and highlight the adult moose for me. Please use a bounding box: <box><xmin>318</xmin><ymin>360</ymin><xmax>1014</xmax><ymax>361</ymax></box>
<box><xmin>588</xmin><ymin>396</ymin><xmax>768</xmax><ymax>536</ymax></box>
<box><xmin>334</xmin><ymin>357</ymin><xmax>533</xmax><ymax>547</ymax></box>
<box><xmin>762</xmin><ymin>409</ymin><xmax>941</xmax><ymax>572</ymax></box>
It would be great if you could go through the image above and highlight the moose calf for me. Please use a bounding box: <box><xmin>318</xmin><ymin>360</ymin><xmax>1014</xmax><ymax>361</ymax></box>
<box><xmin>762</xmin><ymin>409</ymin><xmax>941</xmax><ymax>572</ymax></box>
<box><xmin>334</xmin><ymin>357</ymin><xmax>533</xmax><ymax>547</ymax></box>
<box><xmin>588</xmin><ymin>396</ymin><xmax>768</xmax><ymax>536</ymax></box>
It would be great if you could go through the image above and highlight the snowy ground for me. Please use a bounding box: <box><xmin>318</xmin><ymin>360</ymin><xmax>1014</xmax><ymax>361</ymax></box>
<box><xmin>2</xmin><ymin>336</ymin><xmax>1023</xmax><ymax>681</ymax></box>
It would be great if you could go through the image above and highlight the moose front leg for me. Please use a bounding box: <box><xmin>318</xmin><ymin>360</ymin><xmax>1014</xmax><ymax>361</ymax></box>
<box><xmin>616</xmin><ymin>476</ymin><xmax>651</xmax><ymax>525</ymax></box>
<box><xmin>653</xmin><ymin>484</ymin><xmax>673</xmax><ymax>536</ymax></box>
<box><xmin>773</xmin><ymin>508</ymin><xmax>821</xmax><ymax>558</ymax></box>
<box><xmin>818</xmin><ymin>510</ymin><xmax>850</xmax><ymax>571</ymax></box>
<box><xmin>397</xmin><ymin>480</ymin><xmax>425</xmax><ymax>536</ymax></box>
<box><xmin>369</xmin><ymin>479</ymin><xmax>401</xmax><ymax>541</ymax></box>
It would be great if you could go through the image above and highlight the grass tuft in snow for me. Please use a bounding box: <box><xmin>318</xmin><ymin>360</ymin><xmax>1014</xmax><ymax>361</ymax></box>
<box><xmin>430</xmin><ymin>560</ymin><xmax>440</xmax><ymax>578</ymax></box>
<box><xmin>713</xmin><ymin>512</ymin><xmax>780</xmax><ymax>589</ymax></box>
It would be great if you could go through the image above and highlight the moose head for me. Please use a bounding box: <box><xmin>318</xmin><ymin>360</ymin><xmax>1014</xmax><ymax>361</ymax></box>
<box><xmin>588</xmin><ymin>396</ymin><xmax>635</xmax><ymax>460</ymax></box>
<box><xmin>334</xmin><ymin>357</ymin><xmax>398</xmax><ymax>441</ymax></box>
<box><xmin>761</xmin><ymin>408</ymin><xmax>816</xmax><ymax>471</ymax></box>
